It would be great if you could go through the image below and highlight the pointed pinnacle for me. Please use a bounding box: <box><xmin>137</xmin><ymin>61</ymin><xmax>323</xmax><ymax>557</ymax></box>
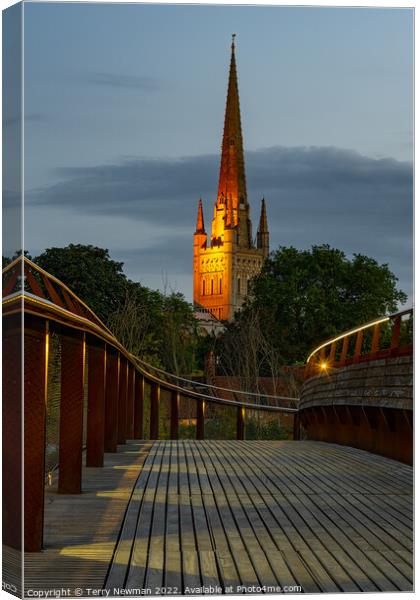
<box><xmin>258</xmin><ymin>197</ymin><xmax>268</xmax><ymax>232</ymax></box>
<box><xmin>217</xmin><ymin>35</ymin><xmax>247</xmax><ymax>209</ymax></box>
<box><xmin>195</xmin><ymin>198</ymin><xmax>206</xmax><ymax>234</ymax></box>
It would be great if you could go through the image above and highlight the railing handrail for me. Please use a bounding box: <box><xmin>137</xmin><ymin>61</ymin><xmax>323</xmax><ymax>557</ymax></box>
<box><xmin>133</xmin><ymin>356</ymin><xmax>298</xmax><ymax>404</ymax></box>
<box><xmin>133</xmin><ymin>359</ymin><xmax>296</xmax><ymax>413</ymax></box>
<box><xmin>4</xmin><ymin>257</ymin><xmax>300</xmax><ymax>553</ymax></box>
<box><xmin>27</xmin><ymin>256</ymin><xmax>115</xmax><ymax>334</ymax></box>
<box><xmin>3</xmin><ymin>257</ymin><xmax>296</xmax><ymax>413</ymax></box>
<box><xmin>306</xmin><ymin>308</ymin><xmax>413</xmax><ymax>364</ymax></box>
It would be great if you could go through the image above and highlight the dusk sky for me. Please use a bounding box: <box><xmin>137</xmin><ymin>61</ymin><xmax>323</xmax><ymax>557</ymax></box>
<box><xmin>14</xmin><ymin>2</ymin><xmax>413</xmax><ymax>303</ymax></box>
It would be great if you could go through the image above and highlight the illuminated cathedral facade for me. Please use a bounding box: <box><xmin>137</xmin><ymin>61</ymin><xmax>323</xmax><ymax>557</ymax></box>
<box><xmin>193</xmin><ymin>37</ymin><xmax>269</xmax><ymax>321</ymax></box>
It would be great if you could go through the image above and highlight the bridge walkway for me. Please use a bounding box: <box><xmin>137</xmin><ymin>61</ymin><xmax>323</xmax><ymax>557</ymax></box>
<box><xmin>106</xmin><ymin>440</ymin><xmax>412</xmax><ymax>594</ymax></box>
<box><xmin>13</xmin><ymin>442</ymin><xmax>152</xmax><ymax>596</ymax></box>
<box><xmin>17</xmin><ymin>440</ymin><xmax>413</xmax><ymax>596</ymax></box>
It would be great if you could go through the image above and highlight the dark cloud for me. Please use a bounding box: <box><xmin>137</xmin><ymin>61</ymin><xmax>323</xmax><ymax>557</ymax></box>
<box><xmin>27</xmin><ymin>145</ymin><xmax>412</xmax><ymax>231</ymax></box>
<box><xmin>85</xmin><ymin>71</ymin><xmax>163</xmax><ymax>91</ymax></box>
<box><xmin>29</xmin><ymin>153</ymin><xmax>219</xmax><ymax>224</ymax></box>
<box><xmin>248</xmin><ymin>146</ymin><xmax>411</xmax><ymax>192</ymax></box>
<box><xmin>26</xmin><ymin>145</ymin><xmax>413</xmax><ymax>298</ymax></box>
<box><xmin>119</xmin><ymin>238</ymin><xmax>192</xmax><ymax>276</ymax></box>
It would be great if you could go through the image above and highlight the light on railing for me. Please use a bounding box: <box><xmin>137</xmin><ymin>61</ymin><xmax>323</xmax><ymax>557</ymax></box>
<box><xmin>307</xmin><ymin>315</ymin><xmax>390</xmax><ymax>363</ymax></box>
<box><xmin>319</xmin><ymin>361</ymin><xmax>329</xmax><ymax>372</ymax></box>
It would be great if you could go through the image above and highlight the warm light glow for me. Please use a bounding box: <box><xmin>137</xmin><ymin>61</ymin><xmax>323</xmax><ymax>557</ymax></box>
<box><xmin>44</xmin><ymin>323</ymin><xmax>50</xmax><ymax>406</ymax></box>
<box><xmin>193</xmin><ymin>42</ymin><xmax>268</xmax><ymax>322</ymax></box>
<box><xmin>319</xmin><ymin>361</ymin><xmax>329</xmax><ymax>371</ymax></box>
<box><xmin>82</xmin><ymin>334</ymin><xmax>87</xmax><ymax>384</ymax></box>
<box><xmin>306</xmin><ymin>316</ymin><xmax>390</xmax><ymax>363</ymax></box>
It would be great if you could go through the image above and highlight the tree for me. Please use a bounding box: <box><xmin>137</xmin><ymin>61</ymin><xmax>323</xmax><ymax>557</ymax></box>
<box><xmin>34</xmin><ymin>243</ymin><xmax>199</xmax><ymax>372</ymax></box>
<box><xmin>107</xmin><ymin>280</ymin><xmax>164</xmax><ymax>363</ymax></box>
<box><xmin>159</xmin><ymin>292</ymin><xmax>198</xmax><ymax>376</ymax></box>
<box><xmin>3</xmin><ymin>249</ymin><xmax>32</xmax><ymax>268</ymax></box>
<box><xmin>35</xmin><ymin>244</ymin><xmax>128</xmax><ymax>322</ymax></box>
<box><xmin>233</xmin><ymin>244</ymin><xmax>407</xmax><ymax>364</ymax></box>
<box><xmin>216</xmin><ymin>308</ymin><xmax>266</xmax><ymax>394</ymax></box>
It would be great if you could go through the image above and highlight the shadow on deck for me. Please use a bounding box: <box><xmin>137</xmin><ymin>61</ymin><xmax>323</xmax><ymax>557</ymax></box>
<box><xmin>8</xmin><ymin>440</ymin><xmax>413</xmax><ymax>596</ymax></box>
<box><xmin>4</xmin><ymin>441</ymin><xmax>152</xmax><ymax>596</ymax></box>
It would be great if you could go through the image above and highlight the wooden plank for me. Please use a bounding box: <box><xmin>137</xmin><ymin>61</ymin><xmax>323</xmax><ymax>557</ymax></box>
<box><xmin>184</xmin><ymin>444</ymin><xmax>220</xmax><ymax>589</ymax></box>
<box><xmin>24</xmin><ymin>441</ymin><xmax>152</xmax><ymax>595</ymax></box>
<box><xmin>106</xmin><ymin>442</ymin><xmax>161</xmax><ymax>590</ymax></box>
<box><xmin>314</xmin><ymin>443</ymin><xmax>413</xmax><ymax>487</ymax></box>
<box><xmin>178</xmin><ymin>442</ymin><xmax>201</xmax><ymax>591</ymax></box>
<box><xmin>214</xmin><ymin>442</ymin><xmax>307</xmax><ymax>591</ymax></box>
<box><xmin>164</xmin><ymin>444</ymin><xmax>182</xmax><ymax>593</ymax></box>
<box><xmin>244</xmin><ymin>438</ymin><xmax>412</xmax><ymax>589</ymax></box>
<box><xmin>293</xmin><ymin>492</ymin><xmax>392</xmax><ymax>591</ymax></box>
<box><xmin>376</xmin><ymin>493</ymin><xmax>413</xmax><ymax>522</ymax></box>
<box><xmin>124</xmin><ymin>442</ymin><xmax>164</xmax><ymax>590</ymax></box>
<box><xmin>192</xmin><ymin>445</ymin><xmax>241</xmax><ymax>591</ymax></box>
<box><xmin>197</xmin><ymin>442</ymin><xmax>268</xmax><ymax>589</ymax></box>
<box><xmin>207</xmin><ymin>443</ymin><xmax>281</xmax><ymax>589</ymax></box>
<box><xmin>29</xmin><ymin>440</ymin><xmax>412</xmax><ymax>595</ymax></box>
<box><xmin>240</xmin><ymin>445</ymin><xmax>335</xmax><ymax>594</ymax></box>
<box><xmin>145</xmin><ymin>443</ymin><xmax>171</xmax><ymax>593</ymax></box>
<box><xmin>221</xmin><ymin>442</ymin><xmax>339</xmax><ymax>593</ymax></box>
<box><xmin>239</xmin><ymin>441</ymin><xmax>411</xmax><ymax>592</ymax></box>
<box><xmin>317</xmin><ymin>493</ymin><xmax>412</xmax><ymax>589</ymax></box>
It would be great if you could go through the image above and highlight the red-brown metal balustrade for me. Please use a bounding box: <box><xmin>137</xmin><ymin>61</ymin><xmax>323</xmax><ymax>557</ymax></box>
<box><xmin>301</xmin><ymin>309</ymin><xmax>413</xmax><ymax>463</ymax></box>
<box><xmin>2</xmin><ymin>256</ymin><xmax>298</xmax><ymax>553</ymax></box>
<box><xmin>304</xmin><ymin>310</ymin><xmax>413</xmax><ymax>378</ymax></box>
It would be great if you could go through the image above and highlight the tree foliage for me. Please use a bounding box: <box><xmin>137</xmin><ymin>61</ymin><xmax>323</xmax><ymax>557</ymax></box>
<box><xmin>221</xmin><ymin>244</ymin><xmax>407</xmax><ymax>366</ymax></box>
<box><xmin>217</xmin><ymin>245</ymin><xmax>407</xmax><ymax>368</ymax></box>
<box><xmin>35</xmin><ymin>245</ymin><xmax>127</xmax><ymax>321</ymax></box>
<box><xmin>33</xmin><ymin>244</ymin><xmax>198</xmax><ymax>372</ymax></box>
<box><xmin>6</xmin><ymin>242</ymin><xmax>408</xmax><ymax>375</ymax></box>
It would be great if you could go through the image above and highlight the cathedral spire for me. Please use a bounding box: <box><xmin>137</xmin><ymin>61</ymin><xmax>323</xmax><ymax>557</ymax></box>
<box><xmin>216</xmin><ymin>35</ymin><xmax>247</xmax><ymax>210</ymax></box>
<box><xmin>193</xmin><ymin>38</ymin><xmax>269</xmax><ymax>322</ymax></box>
<box><xmin>195</xmin><ymin>198</ymin><xmax>205</xmax><ymax>234</ymax></box>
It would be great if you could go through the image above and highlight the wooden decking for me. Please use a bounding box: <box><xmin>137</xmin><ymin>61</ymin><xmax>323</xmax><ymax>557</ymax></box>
<box><xmin>8</xmin><ymin>440</ymin><xmax>413</xmax><ymax>596</ymax></box>
<box><xmin>20</xmin><ymin>442</ymin><xmax>152</xmax><ymax>595</ymax></box>
<box><xmin>106</xmin><ymin>441</ymin><xmax>413</xmax><ymax>594</ymax></box>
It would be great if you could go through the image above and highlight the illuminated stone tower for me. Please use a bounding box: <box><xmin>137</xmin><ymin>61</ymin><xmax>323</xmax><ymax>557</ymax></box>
<box><xmin>193</xmin><ymin>36</ymin><xmax>269</xmax><ymax>321</ymax></box>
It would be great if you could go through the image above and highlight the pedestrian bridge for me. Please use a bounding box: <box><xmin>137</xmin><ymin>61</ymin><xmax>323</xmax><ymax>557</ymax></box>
<box><xmin>2</xmin><ymin>258</ymin><xmax>413</xmax><ymax>596</ymax></box>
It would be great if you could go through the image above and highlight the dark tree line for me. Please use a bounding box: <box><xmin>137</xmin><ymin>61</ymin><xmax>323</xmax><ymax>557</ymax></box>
<box><xmin>8</xmin><ymin>244</ymin><xmax>200</xmax><ymax>375</ymax></box>
<box><xmin>4</xmin><ymin>243</ymin><xmax>407</xmax><ymax>376</ymax></box>
<box><xmin>216</xmin><ymin>244</ymin><xmax>407</xmax><ymax>376</ymax></box>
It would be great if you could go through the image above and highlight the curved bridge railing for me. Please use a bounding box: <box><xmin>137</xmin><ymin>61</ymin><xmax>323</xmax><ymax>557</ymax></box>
<box><xmin>304</xmin><ymin>309</ymin><xmax>413</xmax><ymax>378</ymax></box>
<box><xmin>2</xmin><ymin>256</ymin><xmax>297</xmax><ymax>552</ymax></box>
<box><xmin>299</xmin><ymin>308</ymin><xmax>413</xmax><ymax>465</ymax></box>
<box><xmin>134</xmin><ymin>357</ymin><xmax>298</xmax><ymax>410</ymax></box>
